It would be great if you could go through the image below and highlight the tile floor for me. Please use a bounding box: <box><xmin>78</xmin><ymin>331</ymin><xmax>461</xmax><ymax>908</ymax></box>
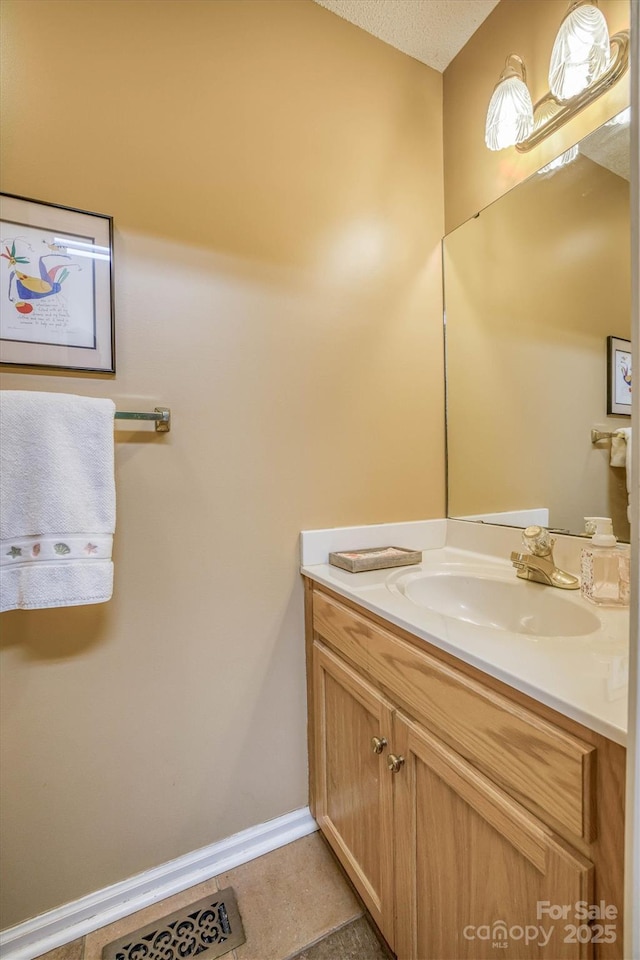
<box><xmin>34</xmin><ymin>833</ymin><xmax>390</xmax><ymax>960</ymax></box>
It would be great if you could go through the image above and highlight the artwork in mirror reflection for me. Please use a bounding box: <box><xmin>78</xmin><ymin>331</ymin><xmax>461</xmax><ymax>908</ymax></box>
<box><xmin>444</xmin><ymin>110</ymin><xmax>631</xmax><ymax>542</ymax></box>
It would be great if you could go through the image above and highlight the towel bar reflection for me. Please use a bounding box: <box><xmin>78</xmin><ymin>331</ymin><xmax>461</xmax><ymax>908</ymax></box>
<box><xmin>115</xmin><ymin>407</ymin><xmax>171</xmax><ymax>432</ymax></box>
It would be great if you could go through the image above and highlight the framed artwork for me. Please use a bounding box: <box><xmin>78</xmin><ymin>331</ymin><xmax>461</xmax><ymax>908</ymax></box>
<box><xmin>0</xmin><ymin>193</ymin><xmax>114</xmax><ymax>373</ymax></box>
<box><xmin>607</xmin><ymin>336</ymin><xmax>632</xmax><ymax>416</ymax></box>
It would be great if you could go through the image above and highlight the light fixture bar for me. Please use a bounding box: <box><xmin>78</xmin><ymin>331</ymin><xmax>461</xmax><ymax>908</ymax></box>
<box><xmin>516</xmin><ymin>30</ymin><xmax>629</xmax><ymax>152</ymax></box>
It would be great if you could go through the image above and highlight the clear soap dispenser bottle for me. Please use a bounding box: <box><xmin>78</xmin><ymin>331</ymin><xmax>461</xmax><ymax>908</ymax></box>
<box><xmin>580</xmin><ymin>517</ymin><xmax>630</xmax><ymax>607</ymax></box>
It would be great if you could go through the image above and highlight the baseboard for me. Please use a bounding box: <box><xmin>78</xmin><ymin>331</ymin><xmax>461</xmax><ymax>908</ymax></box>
<box><xmin>0</xmin><ymin>806</ymin><xmax>317</xmax><ymax>960</ymax></box>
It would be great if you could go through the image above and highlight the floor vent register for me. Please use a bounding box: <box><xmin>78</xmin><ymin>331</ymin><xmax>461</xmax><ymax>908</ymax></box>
<box><xmin>102</xmin><ymin>887</ymin><xmax>246</xmax><ymax>960</ymax></box>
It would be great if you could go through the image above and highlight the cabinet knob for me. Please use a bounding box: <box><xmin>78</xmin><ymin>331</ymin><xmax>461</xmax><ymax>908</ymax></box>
<box><xmin>371</xmin><ymin>736</ymin><xmax>388</xmax><ymax>755</ymax></box>
<box><xmin>387</xmin><ymin>753</ymin><xmax>405</xmax><ymax>773</ymax></box>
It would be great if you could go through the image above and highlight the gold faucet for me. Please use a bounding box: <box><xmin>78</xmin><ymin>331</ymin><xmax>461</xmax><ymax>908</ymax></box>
<box><xmin>510</xmin><ymin>525</ymin><xmax>579</xmax><ymax>590</ymax></box>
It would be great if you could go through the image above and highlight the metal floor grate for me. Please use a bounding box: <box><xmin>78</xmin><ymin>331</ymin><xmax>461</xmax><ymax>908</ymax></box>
<box><xmin>101</xmin><ymin>887</ymin><xmax>245</xmax><ymax>960</ymax></box>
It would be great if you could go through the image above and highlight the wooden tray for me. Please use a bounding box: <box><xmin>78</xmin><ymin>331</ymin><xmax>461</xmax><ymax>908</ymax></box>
<box><xmin>328</xmin><ymin>546</ymin><xmax>422</xmax><ymax>573</ymax></box>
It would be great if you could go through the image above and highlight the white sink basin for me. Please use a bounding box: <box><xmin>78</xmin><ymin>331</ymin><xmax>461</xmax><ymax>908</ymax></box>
<box><xmin>388</xmin><ymin>571</ymin><xmax>600</xmax><ymax>637</ymax></box>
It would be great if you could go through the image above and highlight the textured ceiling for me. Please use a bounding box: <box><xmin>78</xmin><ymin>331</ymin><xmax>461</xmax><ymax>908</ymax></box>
<box><xmin>312</xmin><ymin>0</ymin><xmax>501</xmax><ymax>72</ymax></box>
<box><xmin>580</xmin><ymin>112</ymin><xmax>631</xmax><ymax>181</ymax></box>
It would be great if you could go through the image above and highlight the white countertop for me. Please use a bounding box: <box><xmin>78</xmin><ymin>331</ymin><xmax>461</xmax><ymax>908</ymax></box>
<box><xmin>301</xmin><ymin>522</ymin><xmax>629</xmax><ymax>746</ymax></box>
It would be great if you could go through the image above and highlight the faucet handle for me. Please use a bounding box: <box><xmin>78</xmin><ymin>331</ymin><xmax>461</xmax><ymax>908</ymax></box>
<box><xmin>522</xmin><ymin>525</ymin><xmax>555</xmax><ymax>557</ymax></box>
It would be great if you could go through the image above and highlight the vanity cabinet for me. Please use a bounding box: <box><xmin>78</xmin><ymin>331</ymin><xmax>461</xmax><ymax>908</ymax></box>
<box><xmin>393</xmin><ymin>711</ymin><xmax>593</xmax><ymax>960</ymax></box>
<box><xmin>313</xmin><ymin>642</ymin><xmax>395</xmax><ymax>942</ymax></box>
<box><xmin>305</xmin><ymin>580</ymin><xmax>625</xmax><ymax>960</ymax></box>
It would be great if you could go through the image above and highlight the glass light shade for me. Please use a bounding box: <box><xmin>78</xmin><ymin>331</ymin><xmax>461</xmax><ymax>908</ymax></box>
<box><xmin>549</xmin><ymin>2</ymin><xmax>611</xmax><ymax>100</ymax></box>
<box><xmin>485</xmin><ymin>75</ymin><xmax>534</xmax><ymax>151</ymax></box>
<box><xmin>538</xmin><ymin>145</ymin><xmax>579</xmax><ymax>174</ymax></box>
<box><xmin>606</xmin><ymin>106</ymin><xmax>631</xmax><ymax>126</ymax></box>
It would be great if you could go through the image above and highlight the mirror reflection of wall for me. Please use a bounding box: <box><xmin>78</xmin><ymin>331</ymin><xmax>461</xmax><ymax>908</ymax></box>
<box><xmin>444</xmin><ymin>110</ymin><xmax>631</xmax><ymax>541</ymax></box>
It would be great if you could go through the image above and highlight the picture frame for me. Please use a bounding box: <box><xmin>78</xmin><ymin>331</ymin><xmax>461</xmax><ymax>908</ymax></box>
<box><xmin>607</xmin><ymin>336</ymin><xmax>632</xmax><ymax>417</ymax></box>
<box><xmin>0</xmin><ymin>193</ymin><xmax>114</xmax><ymax>373</ymax></box>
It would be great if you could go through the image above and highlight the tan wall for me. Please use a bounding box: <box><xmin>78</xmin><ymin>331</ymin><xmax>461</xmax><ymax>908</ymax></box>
<box><xmin>445</xmin><ymin>156</ymin><xmax>631</xmax><ymax>538</ymax></box>
<box><xmin>443</xmin><ymin>0</ymin><xmax>631</xmax><ymax>232</ymax></box>
<box><xmin>0</xmin><ymin>0</ymin><xmax>444</xmax><ymax>927</ymax></box>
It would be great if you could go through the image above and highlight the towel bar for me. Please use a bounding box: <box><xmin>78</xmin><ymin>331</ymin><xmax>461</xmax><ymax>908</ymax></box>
<box><xmin>591</xmin><ymin>429</ymin><xmax>616</xmax><ymax>443</ymax></box>
<box><xmin>115</xmin><ymin>407</ymin><xmax>170</xmax><ymax>432</ymax></box>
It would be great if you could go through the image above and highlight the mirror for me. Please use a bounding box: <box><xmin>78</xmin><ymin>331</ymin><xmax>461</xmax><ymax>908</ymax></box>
<box><xmin>444</xmin><ymin>109</ymin><xmax>631</xmax><ymax>541</ymax></box>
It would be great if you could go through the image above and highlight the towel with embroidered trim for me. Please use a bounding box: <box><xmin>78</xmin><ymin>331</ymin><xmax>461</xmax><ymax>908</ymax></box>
<box><xmin>0</xmin><ymin>391</ymin><xmax>116</xmax><ymax>612</ymax></box>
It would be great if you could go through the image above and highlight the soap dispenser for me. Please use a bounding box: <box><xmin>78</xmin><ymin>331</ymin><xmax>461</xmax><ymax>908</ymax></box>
<box><xmin>580</xmin><ymin>517</ymin><xmax>630</xmax><ymax>607</ymax></box>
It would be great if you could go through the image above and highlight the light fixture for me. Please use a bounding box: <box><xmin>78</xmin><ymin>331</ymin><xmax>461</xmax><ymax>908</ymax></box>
<box><xmin>537</xmin><ymin>145</ymin><xmax>579</xmax><ymax>175</ymax></box>
<box><xmin>549</xmin><ymin>1</ymin><xmax>611</xmax><ymax>100</ymax></box>
<box><xmin>606</xmin><ymin>106</ymin><xmax>631</xmax><ymax>126</ymax></box>
<box><xmin>485</xmin><ymin>55</ymin><xmax>534</xmax><ymax>151</ymax></box>
<box><xmin>485</xmin><ymin>3</ymin><xmax>629</xmax><ymax>153</ymax></box>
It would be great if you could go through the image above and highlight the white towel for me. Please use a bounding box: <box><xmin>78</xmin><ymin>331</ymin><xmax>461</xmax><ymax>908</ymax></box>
<box><xmin>610</xmin><ymin>431</ymin><xmax>627</xmax><ymax>468</ymax></box>
<box><xmin>0</xmin><ymin>391</ymin><xmax>116</xmax><ymax>612</ymax></box>
<box><xmin>610</xmin><ymin>428</ymin><xmax>632</xmax><ymax>523</ymax></box>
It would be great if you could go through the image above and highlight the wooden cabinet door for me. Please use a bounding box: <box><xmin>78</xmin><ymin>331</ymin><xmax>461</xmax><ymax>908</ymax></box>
<box><xmin>313</xmin><ymin>641</ymin><xmax>395</xmax><ymax>945</ymax></box>
<box><xmin>393</xmin><ymin>712</ymin><xmax>595</xmax><ymax>960</ymax></box>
